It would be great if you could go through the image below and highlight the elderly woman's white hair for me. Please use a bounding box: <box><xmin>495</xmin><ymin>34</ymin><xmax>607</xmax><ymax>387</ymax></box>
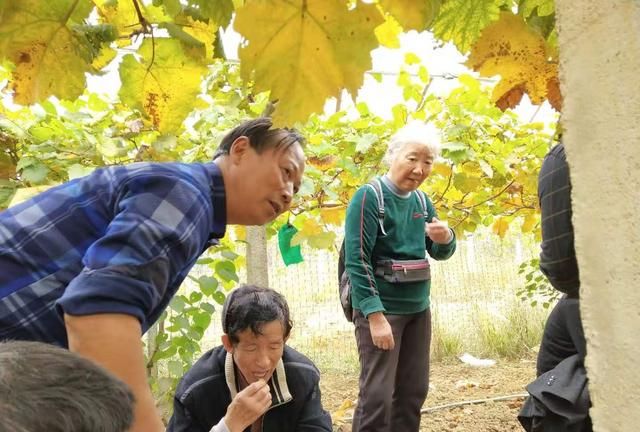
<box><xmin>382</xmin><ymin>121</ymin><xmax>442</xmax><ymax>167</ymax></box>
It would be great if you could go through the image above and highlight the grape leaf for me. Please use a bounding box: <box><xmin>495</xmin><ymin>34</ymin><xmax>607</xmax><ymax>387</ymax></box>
<box><xmin>119</xmin><ymin>38</ymin><xmax>208</xmax><ymax>134</ymax></box>
<box><xmin>0</xmin><ymin>0</ymin><xmax>104</xmax><ymax>104</ymax></box>
<box><xmin>465</xmin><ymin>12</ymin><xmax>559</xmax><ymax>111</ymax></box>
<box><xmin>380</xmin><ymin>0</ymin><xmax>441</xmax><ymax>31</ymax></box>
<box><xmin>432</xmin><ymin>0</ymin><xmax>506</xmax><ymax>54</ymax></box>
<box><xmin>234</xmin><ymin>0</ymin><xmax>383</xmax><ymax>125</ymax></box>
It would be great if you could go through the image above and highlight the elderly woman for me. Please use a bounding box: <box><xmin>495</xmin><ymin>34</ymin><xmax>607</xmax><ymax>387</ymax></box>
<box><xmin>344</xmin><ymin>122</ymin><xmax>457</xmax><ymax>432</ymax></box>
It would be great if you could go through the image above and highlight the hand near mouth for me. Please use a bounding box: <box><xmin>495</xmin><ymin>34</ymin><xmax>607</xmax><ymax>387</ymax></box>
<box><xmin>224</xmin><ymin>379</ymin><xmax>272</xmax><ymax>432</ymax></box>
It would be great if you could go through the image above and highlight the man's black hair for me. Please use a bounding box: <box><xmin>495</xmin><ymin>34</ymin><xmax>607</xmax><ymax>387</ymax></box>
<box><xmin>221</xmin><ymin>284</ymin><xmax>293</xmax><ymax>345</ymax></box>
<box><xmin>212</xmin><ymin>117</ymin><xmax>305</xmax><ymax>160</ymax></box>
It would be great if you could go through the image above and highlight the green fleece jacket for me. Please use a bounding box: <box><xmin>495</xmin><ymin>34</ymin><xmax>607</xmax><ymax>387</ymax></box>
<box><xmin>344</xmin><ymin>179</ymin><xmax>456</xmax><ymax>317</ymax></box>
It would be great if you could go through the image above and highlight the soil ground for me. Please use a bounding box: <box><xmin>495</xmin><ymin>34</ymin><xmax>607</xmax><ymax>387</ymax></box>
<box><xmin>321</xmin><ymin>358</ymin><xmax>536</xmax><ymax>432</ymax></box>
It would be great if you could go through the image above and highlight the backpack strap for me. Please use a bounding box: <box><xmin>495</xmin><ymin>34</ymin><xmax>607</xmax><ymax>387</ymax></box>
<box><xmin>414</xmin><ymin>189</ymin><xmax>431</xmax><ymax>222</ymax></box>
<box><xmin>364</xmin><ymin>178</ymin><xmax>387</xmax><ymax>236</ymax></box>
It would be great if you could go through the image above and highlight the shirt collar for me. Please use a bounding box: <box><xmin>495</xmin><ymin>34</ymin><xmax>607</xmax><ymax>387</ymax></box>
<box><xmin>204</xmin><ymin>162</ymin><xmax>227</xmax><ymax>242</ymax></box>
<box><xmin>224</xmin><ymin>351</ymin><xmax>293</xmax><ymax>407</ymax></box>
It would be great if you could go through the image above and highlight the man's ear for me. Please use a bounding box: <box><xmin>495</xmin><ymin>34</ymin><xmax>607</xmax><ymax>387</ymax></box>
<box><xmin>222</xmin><ymin>334</ymin><xmax>234</xmax><ymax>353</ymax></box>
<box><xmin>228</xmin><ymin>136</ymin><xmax>251</xmax><ymax>164</ymax></box>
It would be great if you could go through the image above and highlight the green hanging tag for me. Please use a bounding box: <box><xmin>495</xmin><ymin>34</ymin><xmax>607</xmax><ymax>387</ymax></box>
<box><xmin>277</xmin><ymin>223</ymin><xmax>304</xmax><ymax>266</ymax></box>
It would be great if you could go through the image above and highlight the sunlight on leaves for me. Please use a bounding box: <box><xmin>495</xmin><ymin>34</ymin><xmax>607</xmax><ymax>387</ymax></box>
<box><xmin>465</xmin><ymin>12</ymin><xmax>560</xmax><ymax>111</ymax></box>
<box><xmin>380</xmin><ymin>0</ymin><xmax>441</xmax><ymax>31</ymax></box>
<box><xmin>234</xmin><ymin>0</ymin><xmax>383</xmax><ymax>125</ymax></box>
<box><xmin>0</xmin><ymin>0</ymin><xmax>100</xmax><ymax>104</ymax></box>
<box><xmin>432</xmin><ymin>0</ymin><xmax>505</xmax><ymax>54</ymax></box>
<box><xmin>119</xmin><ymin>38</ymin><xmax>208</xmax><ymax>134</ymax></box>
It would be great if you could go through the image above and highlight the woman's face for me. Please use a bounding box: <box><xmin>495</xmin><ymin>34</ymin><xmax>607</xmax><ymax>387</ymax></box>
<box><xmin>387</xmin><ymin>142</ymin><xmax>435</xmax><ymax>193</ymax></box>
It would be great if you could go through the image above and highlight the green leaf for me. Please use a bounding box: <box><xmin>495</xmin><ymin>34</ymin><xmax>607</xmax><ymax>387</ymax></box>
<box><xmin>170</xmin><ymin>295</ymin><xmax>186</xmax><ymax>313</ymax></box>
<box><xmin>187</xmin><ymin>0</ymin><xmax>235</xmax><ymax>27</ymax></box>
<box><xmin>119</xmin><ymin>38</ymin><xmax>208</xmax><ymax>134</ymax></box>
<box><xmin>221</xmin><ymin>250</ymin><xmax>239</xmax><ymax>260</ymax></box>
<box><xmin>215</xmin><ymin>260</ymin><xmax>239</xmax><ymax>282</ymax></box>
<box><xmin>21</xmin><ymin>163</ymin><xmax>49</xmax><ymax>184</ymax></box>
<box><xmin>432</xmin><ymin>0</ymin><xmax>505</xmax><ymax>53</ymax></box>
<box><xmin>200</xmin><ymin>302</ymin><xmax>217</xmax><ymax>314</ymax></box>
<box><xmin>212</xmin><ymin>290</ymin><xmax>226</xmax><ymax>305</ymax></box>
<box><xmin>520</xmin><ymin>0</ymin><xmax>555</xmax><ymax>17</ymax></box>
<box><xmin>198</xmin><ymin>275</ymin><xmax>219</xmax><ymax>296</ymax></box>
<box><xmin>196</xmin><ymin>257</ymin><xmax>214</xmax><ymax>264</ymax></box>
<box><xmin>193</xmin><ymin>311</ymin><xmax>211</xmax><ymax>329</ymax></box>
<box><xmin>67</xmin><ymin>164</ymin><xmax>95</xmax><ymax>180</ymax></box>
<box><xmin>167</xmin><ymin>360</ymin><xmax>184</xmax><ymax>377</ymax></box>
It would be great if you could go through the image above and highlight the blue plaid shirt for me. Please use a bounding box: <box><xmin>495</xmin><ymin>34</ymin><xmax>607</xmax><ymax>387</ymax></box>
<box><xmin>0</xmin><ymin>162</ymin><xmax>227</xmax><ymax>347</ymax></box>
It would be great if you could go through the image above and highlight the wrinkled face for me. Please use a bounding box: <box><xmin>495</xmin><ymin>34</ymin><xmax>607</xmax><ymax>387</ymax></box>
<box><xmin>387</xmin><ymin>142</ymin><xmax>435</xmax><ymax>193</ymax></box>
<box><xmin>234</xmin><ymin>137</ymin><xmax>305</xmax><ymax>225</ymax></box>
<box><xmin>223</xmin><ymin>321</ymin><xmax>286</xmax><ymax>384</ymax></box>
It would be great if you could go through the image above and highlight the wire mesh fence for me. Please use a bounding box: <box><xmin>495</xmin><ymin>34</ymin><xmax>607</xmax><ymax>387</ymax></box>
<box><xmin>198</xmin><ymin>230</ymin><xmax>547</xmax><ymax>374</ymax></box>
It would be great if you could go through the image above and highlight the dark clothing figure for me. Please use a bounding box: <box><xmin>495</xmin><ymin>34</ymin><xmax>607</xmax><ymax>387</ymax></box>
<box><xmin>537</xmin><ymin>296</ymin><xmax>586</xmax><ymax>377</ymax></box>
<box><xmin>167</xmin><ymin>345</ymin><xmax>332</xmax><ymax>432</ymax></box>
<box><xmin>519</xmin><ymin>143</ymin><xmax>592</xmax><ymax>432</ymax></box>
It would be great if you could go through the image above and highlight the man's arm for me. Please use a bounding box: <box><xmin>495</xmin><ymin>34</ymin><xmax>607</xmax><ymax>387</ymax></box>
<box><xmin>65</xmin><ymin>313</ymin><xmax>164</xmax><ymax>432</ymax></box>
<box><xmin>538</xmin><ymin>144</ymin><xmax>580</xmax><ymax>295</ymax></box>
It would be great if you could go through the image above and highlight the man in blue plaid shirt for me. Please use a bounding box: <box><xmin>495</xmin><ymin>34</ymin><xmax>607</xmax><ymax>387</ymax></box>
<box><xmin>0</xmin><ymin>117</ymin><xmax>305</xmax><ymax>432</ymax></box>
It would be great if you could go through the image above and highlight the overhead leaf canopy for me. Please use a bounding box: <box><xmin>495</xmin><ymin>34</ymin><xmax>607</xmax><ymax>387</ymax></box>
<box><xmin>0</xmin><ymin>0</ymin><xmax>561</xmax><ymax>130</ymax></box>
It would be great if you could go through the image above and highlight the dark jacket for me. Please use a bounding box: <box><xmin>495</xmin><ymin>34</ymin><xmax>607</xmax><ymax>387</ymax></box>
<box><xmin>167</xmin><ymin>345</ymin><xmax>332</xmax><ymax>432</ymax></box>
<box><xmin>518</xmin><ymin>354</ymin><xmax>592</xmax><ymax>432</ymax></box>
<box><xmin>537</xmin><ymin>143</ymin><xmax>580</xmax><ymax>296</ymax></box>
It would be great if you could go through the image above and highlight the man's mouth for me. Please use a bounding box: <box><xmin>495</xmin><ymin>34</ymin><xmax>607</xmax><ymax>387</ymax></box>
<box><xmin>269</xmin><ymin>201</ymin><xmax>282</xmax><ymax>214</ymax></box>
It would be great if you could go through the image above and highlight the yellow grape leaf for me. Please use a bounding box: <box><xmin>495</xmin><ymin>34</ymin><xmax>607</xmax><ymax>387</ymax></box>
<box><xmin>380</xmin><ymin>0</ymin><xmax>441</xmax><ymax>31</ymax></box>
<box><xmin>431</xmin><ymin>162</ymin><xmax>452</xmax><ymax>178</ymax></box>
<box><xmin>375</xmin><ymin>14</ymin><xmax>402</xmax><ymax>49</ymax></box>
<box><xmin>92</xmin><ymin>46</ymin><xmax>118</xmax><ymax>70</ymax></box>
<box><xmin>174</xmin><ymin>14</ymin><xmax>218</xmax><ymax>60</ymax></box>
<box><xmin>234</xmin><ymin>0</ymin><xmax>383</xmax><ymax>125</ymax></box>
<box><xmin>300</xmin><ymin>217</ymin><xmax>323</xmax><ymax>236</ymax></box>
<box><xmin>432</xmin><ymin>0</ymin><xmax>505</xmax><ymax>54</ymax></box>
<box><xmin>232</xmin><ymin>225</ymin><xmax>246</xmax><ymax>242</ymax></box>
<box><xmin>308</xmin><ymin>231</ymin><xmax>336</xmax><ymax>249</ymax></box>
<box><xmin>492</xmin><ymin>217</ymin><xmax>510</xmax><ymax>238</ymax></box>
<box><xmin>0</xmin><ymin>0</ymin><xmax>97</xmax><ymax>104</ymax></box>
<box><xmin>307</xmin><ymin>155</ymin><xmax>336</xmax><ymax>170</ymax></box>
<box><xmin>521</xmin><ymin>212</ymin><xmax>538</xmax><ymax>233</ymax></box>
<box><xmin>332</xmin><ymin>398</ymin><xmax>355</xmax><ymax>423</ymax></box>
<box><xmin>119</xmin><ymin>38</ymin><xmax>208</xmax><ymax>134</ymax></box>
<box><xmin>466</xmin><ymin>12</ymin><xmax>559</xmax><ymax>111</ymax></box>
<box><xmin>320</xmin><ymin>206</ymin><xmax>345</xmax><ymax>226</ymax></box>
<box><xmin>0</xmin><ymin>151</ymin><xmax>16</xmax><ymax>179</ymax></box>
<box><xmin>95</xmin><ymin>0</ymin><xmax>169</xmax><ymax>47</ymax></box>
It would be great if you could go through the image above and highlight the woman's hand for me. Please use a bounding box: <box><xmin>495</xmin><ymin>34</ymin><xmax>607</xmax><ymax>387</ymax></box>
<box><xmin>368</xmin><ymin>312</ymin><xmax>395</xmax><ymax>350</ymax></box>
<box><xmin>426</xmin><ymin>217</ymin><xmax>452</xmax><ymax>244</ymax></box>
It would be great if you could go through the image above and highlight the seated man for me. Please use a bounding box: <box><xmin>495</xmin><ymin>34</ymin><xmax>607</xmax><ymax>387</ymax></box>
<box><xmin>0</xmin><ymin>341</ymin><xmax>134</xmax><ymax>432</ymax></box>
<box><xmin>167</xmin><ymin>285</ymin><xmax>332</xmax><ymax>432</ymax></box>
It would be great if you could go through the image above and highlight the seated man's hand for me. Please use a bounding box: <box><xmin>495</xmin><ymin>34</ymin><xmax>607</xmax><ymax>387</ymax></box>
<box><xmin>224</xmin><ymin>379</ymin><xmax>272</xmax><ymax>432</ymax></box>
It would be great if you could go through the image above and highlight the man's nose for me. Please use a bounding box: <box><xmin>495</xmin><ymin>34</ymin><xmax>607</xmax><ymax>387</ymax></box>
<box><xmin>282</xmin><ymin>182</ymin><xmax>294</xmax><ymax>204</ymax></box>
<box><xmin>256</xmin><ymin>350</ymin><xmax>271</xmax><ymax>368</ymax></box>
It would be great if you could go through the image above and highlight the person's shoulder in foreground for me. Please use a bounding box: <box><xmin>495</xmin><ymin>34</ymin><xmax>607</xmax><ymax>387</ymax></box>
<box><xmin>167</xmin><ymin>284</ymin><xmax>332</xmax><ymax>432</ymax></box>
<box><xmin>0</xmin><ymin>340</ymin><xmax>134</xmax><ymax>432</ymax></box>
